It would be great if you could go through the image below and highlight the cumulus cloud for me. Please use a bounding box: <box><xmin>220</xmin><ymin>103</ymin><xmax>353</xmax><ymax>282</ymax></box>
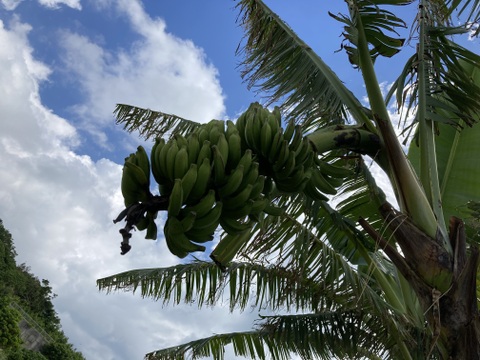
<box><xmin>58</xmin><ymin>0</ymin><xmax>225</xmax><ymax>146</ymax></box>
<box><xmin>1</xmin><ymin>0</ymin><xmax>81</xmax><ymax>10</ymax></box>
<box><xmin>0</xmin><ymin>6</ymin><xmax>257</xmax><ymax>360</ymax></box>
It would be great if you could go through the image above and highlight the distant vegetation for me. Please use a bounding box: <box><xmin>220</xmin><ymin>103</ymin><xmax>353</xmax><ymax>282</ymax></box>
<box><xmin>0</xmin><ymin>219</ymin><xmax>85</xmax><ymax>360</ymax></box>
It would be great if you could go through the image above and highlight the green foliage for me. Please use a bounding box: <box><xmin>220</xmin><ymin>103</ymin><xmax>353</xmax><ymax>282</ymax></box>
<box><xmin>5</xmin><ymin>348</ymin><xmax>47</xmax><ymax>360</ymax></box>
<box><xmin>0</xmin><ymin>297</ymin><xmax>21</xmax><ymax>351</ymax></box>
<box><xmin>40</xmin><ymin>342</ymin><xmax>84</xmax><ymax>360</ymax></box>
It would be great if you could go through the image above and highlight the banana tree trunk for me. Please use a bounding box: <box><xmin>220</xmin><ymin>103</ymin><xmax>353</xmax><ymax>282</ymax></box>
<box><xmin>360</xmin><ymin>205</ymin><xmax>480</xmax><ymax>359</ymax></box>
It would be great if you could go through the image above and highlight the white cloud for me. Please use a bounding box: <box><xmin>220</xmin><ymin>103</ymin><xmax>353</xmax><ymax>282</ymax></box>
<box><xmin>58</xmin><ymin>0</ymin><xmax>225</xmax><ymax>146</ymax></box>
<box><xmin>1</xmin><ymin>0</ymin><xmax>81</xmax><ymax>10</ymax></box>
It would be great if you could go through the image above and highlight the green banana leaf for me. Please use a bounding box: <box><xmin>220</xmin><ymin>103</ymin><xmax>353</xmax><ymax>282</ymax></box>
<box><xmin>408</xmin><ymin>63</ymin><xmax>480</xmax><ymax>239</ymax></box>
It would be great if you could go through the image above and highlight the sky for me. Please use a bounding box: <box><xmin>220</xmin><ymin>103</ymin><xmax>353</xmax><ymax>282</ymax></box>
<box><xmin>0</xmin><ymin>1</ymin><xmax>477</xmax><ymax>359</ymax></box>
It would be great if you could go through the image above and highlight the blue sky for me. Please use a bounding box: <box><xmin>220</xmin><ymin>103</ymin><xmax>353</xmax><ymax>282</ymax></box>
<box><xmin>0</xmin><ymin>1</ymin><xmax>477</xmax><ymax>359</ymax></box>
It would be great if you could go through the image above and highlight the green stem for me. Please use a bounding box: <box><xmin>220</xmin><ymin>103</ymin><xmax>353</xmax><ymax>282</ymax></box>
<box><xmin>353</xmin><ymin>4</ymin><xmax>438</xmax><ymax>239</ymax></box>
<box><xmin>416</xmin><ymin>1</ymin><xmax>449</xmax><ymax>249</ymax></box>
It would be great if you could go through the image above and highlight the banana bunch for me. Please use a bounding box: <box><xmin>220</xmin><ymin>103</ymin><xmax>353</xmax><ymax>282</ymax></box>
<box><xmin>235</xmin><ymin>102</ymin><xmax>352</xmax><ymax>201</ymax></box>
<box><xmin>120</xmin><ymin>146</ymin><xmax>157</xmax><ymax>239</ymax></box>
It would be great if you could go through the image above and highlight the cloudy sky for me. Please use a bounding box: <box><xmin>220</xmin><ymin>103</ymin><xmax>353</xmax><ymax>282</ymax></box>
<box><xmin>0</xmin><ymin>1</ymin><xmax>477</xmax><ymax>359</ymax></box>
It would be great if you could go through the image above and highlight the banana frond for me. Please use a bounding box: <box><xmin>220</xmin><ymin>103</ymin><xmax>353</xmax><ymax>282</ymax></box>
<box><xmin>145</xmin><ymin>310</ymin><xmax>397</xmax><ymax>360</ymax></box>
<box><xmin>114</xmin><ymin>103</ymin><xmax>201</xmax><ymax>140</ymax></box>
<box><xmin>446</xmin><ymin>0</ymin><xmax>480</xmax><ymax>32</ymax></box>
<box><xmin>387</xmin><ymin>27</ymin><xmax>480</xmax><ymax>132</ymax></box>
<box><xmin>329</xmin><ymin>0</ymin><xmax>413</xmax><ymax>67</ymax></box>
<box><xmin>243</xmin><ymin>207</ymin><xmax>396</xmax><ymax>318</ymax></box>
<box><xmin>97</xmin><ymin>260</ymin><xmax>365</xmax><ymax>314</ymax></box>
<box><xmin>235</xmin><ymin>0</ymin><xmax>372</xmax><ymax>130</ymax></box>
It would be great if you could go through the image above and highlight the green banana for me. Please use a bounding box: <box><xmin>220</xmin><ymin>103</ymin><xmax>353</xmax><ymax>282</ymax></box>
<box><xmin>158</xmin><ymin>140</ymin><xmax>171</xmax><ymax>181</ymax></box>
<box><xmin>268</xmin><ymin>107</ymin><xmax>281</xmax><ymax>133</ymax></box>
<box><xmin>260</xmin><ymin>121</ymin><xmax>273</xmax><ymax>157</ymax></box>
<box><xmin>174</xmin><ymin>146</ymin><xmax>189</xmax><ymax>180</ymax></box>
<box><xmin>225</xmin><ymin>120</ymin><xmax>238</xmax><ymax>140</ymax></box>
<box><xmin>268</xmin><ymin>128</ymin><xmax>284</xmax><ymax>164</ymax></box>
<box><xmin>283</xmin><ymin>119</ymin><xmax>295</xmax><ymax>143</ymax></box>
<box><xmin>182</xmin><ymin>189</ymin><xmax>216</xmax><ymax>218</ymax></box>
<box><xmin>134</xmin><ymin>146</ymin><xmax>150</xmax><ymax>181</ymax></box>
<box><xmin>264</xmin><ymin>202</ymin><xmax>285</xmax><ymax>216</ymax></box>
<box><xmin>223</xmin><ymin>184</ymin><xmax>253</xmax><ymax>210</ymax></box>
<box><xmin>189</xmin><ymin>157</ymin><xmax>212</xmax><ymax>201</ymax></box>
<box><xmin>219</xmin><ymin>216</ymin><xmax>252</xmax><ymax>235</ymax></box>
<box><xmin>166</xmin><ymin>141</ymin><xmax>179</xmax><ymax>180</ymax></box>
<box><xmin>165</xmin><ymin>217</ymin><xmax>205</xmax><ymax>258</ymax></box>
<box><xmin>216</xmin><ymin>133</ymin><xmax>229</xmax><ymax>167</ymax></box>
<box><xmin>272</xmin><ymin>140</ymin><xmax>290</xmax><ymax>172</ymax></box>
<box><xmin>151</xmin><ymin>138</ymin><xmax>168</xmax><ymax>185</ymax></box>
<box><xmin>219</xmin><ymin>165</ymin><xmax>244</xmax><ymax>198</ymax></box>
<box><xmin>275</xmin><ymin>166</ymin><xmax>307</xmax><ymax>193</ymax></box>
<box><xmin>180</xmin><ymin>163</ymin><xmax>198</xmax><ymax>201</ymax></box>
<box><xmin>318</xmin><ymin>160</ymin><xmax>353</xmax><ymax>178</ymax></box>
<box><xmin>167</xmin><ymin>178</ymin><xmax>184</xmax><ymax>217</ymax></box>
<box><xmin>237</xmin><ymin>149</ymin><xmax>253</xmax><ymax>175</ymax></box>
<box><xmin>187</xmin><ymin>132</ymin><xmax>200</xmax><ymax>165</ymax></box>
<box><xmin>196</xmin><ymin>140</ymin><xmax>212</xmax><ymax>165</ymax></box>
<box><xmin>240</xmin><ymin>162</ymin><xmax>259</xmax><ymax>189</ymax></box>
<box><xmin>212</xmin><ymin>145</ymin><xmax>226</xmax><ymax>186</ymax></box>
<box><xmin>227</xmin><ymin>132</ymin><xmax>242</xmax><ymax>170</ymax></box>
<box><xmin>189</xmin><ymin>201</ymin><xmax>223</xmax><ymax>231</ymax></box>
<box><xmin>121</xmin><ymin>161</ymin><xmax>150</xmax><ymax>206</ymax></box>
<box><xmin>276</xmin><ymin>150</ymin><xmax>296</xmax><ymax>179</ymax></box>
<box><xmin>223</xmin><ymin>199</ymin><xmax>253</xmax><ymax>219</ymax></box>
<box><xmin>249</xmin><ymin>174</ymin><xmax>265</xmax><ymax>200</ymax></box>
<box><xmin>197</xmin><ymin>127</ymin><xmax>209</xmax><ymax>145</ymax></box>
<box><xmin>174</xmin><ymin>133</ymin><xmax>188</xmax><ymax>148</ymax></box>
<box><xmin>303</xmin><ymin>177</ymin><xmax>329</xmax><ymax>201</ymax></box>
<box><xmin>208</xmin><ymin>126</ymin><xmax>221</xmax><ymax>146</ymax></box>
<box><xmin>310</xmin><ymin>168</ymin><xmax>337</xmax><ymax>195</ymax></box>
<box><xmin>290</xmin><ymin>125</ymin><xmax>303</xmax><ymax>152</ymax></box>
<box><xmin>179</xmin><ymin>211</ymin><xmax>197</xmax><ymax>232</ymax></box>
<box><xmin>210</xmin><ymin>228</ymin><xmax>252</xmax><ymax>270</ymax></box>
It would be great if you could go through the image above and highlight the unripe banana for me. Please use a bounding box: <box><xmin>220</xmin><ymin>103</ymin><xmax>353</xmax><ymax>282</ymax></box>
<box><xmin>190</xmin><ymin>201</ymin><xmax>223</xmax><ymax>231</ymax></box>
<box><xmin>241</xmin><ymin>162</ymin><xmax>259</xmax><ymax>189</ymax></box>
<box><xmin>283</xmin><ymin>119</ymin><xmax>295</xmax><ymax>143</ymax></box>
<box><xmin>167</xmin><ymin>178</ymin><xmax>184</xmax><ymax>217</ymax></box>
<box><xmin>310</xmin><ymin>168</ymin><xmax>337</xmax><ymax>195</ymax></box>
<box><xmin>263</xmin><ymin>203</ymin><xmax>285</xmax><ymax>216</ymax></box>
<box><xmin>294</xmin><ymin>138</ymin><xmax>311</xmax><ymax>166</ymax></box>
<box><xmin>208</xmin><ymin>126</ymin><xmax>222</xmax><ymax>146</ymax></box>
<box><xmin>166</xmin><ymin>141</ymin><xmax>179</xmax><ymax>180</ymax></box>
<box><xmin>249</xmin><ymin>174</ymin><xmax>265</xmax><ymax>200</ymax></box>
<box><xmin>237</xmin><ymin>149</ymin><xmax>253</xmax><ymax>175</ymax></box>
<box><xmin>318</xmin><ymin>160</ymin><xmax>353</xmax><ymax>178</ymax></box>
<box><xmin>268</xmin><ymin>128</ymin><xmax>284</xmax><ymax>164</ymax></box>
<box><xmin>223</xmin><ymin>199</ymin><xmax>253</xmax><ymax>219</ymax></box>
<box><xmin>276</xmin><ymin>150</ymin><xmax>296</xmax><ymax>179</ymax></box>
<box><xmin>174</xmin><ymin>133</ymin><xmax>188</xmax><ymax>148</ymax></box>
<box><xmin>121</xmin><ymin>161</ymin><xmax>150</xmax><ymax>205</ymax></box>
<box><xmin>272</xmin><ymin>140</ymin><xmax>290</xmax><ymax>172</ymax></box>
<box><xmin>182</xmin><ymin>189</ymin><xmax>216</xmax><ymax>218</ymax></box>
<box><xmin>216</xmin><ymin>133</ymin><xmax>229</xmax><ymax>167</ymax></box>
<box><xmin>134</xmin><ymin>146</ymin><xmax>150</xmax><ymax>181</ymax></box>
<box><xmin>173</xmin><ymin>146</ymin><xmax>189</xmax><ymax>180</ymax></box>
<box><xmin>244</xmin><ymin>111</ymin><xmax>258</xmax><ymax>150</ymax></box>
<box><xmin>189</xmin><ymin>157</ymin><xmax>212</xmax><ymax>201</ymax></box>
<box><xmin>196</xmin><ymin>140</ymin><xmax>212</xmax><ymax>165</ymax></box>
<box><xmin>187</xmin><ymin>132</ymin><xmax>200</xmax><ymax>165</ymax></box>
<box><xmin>275</xmin><ymin>166</ymin><xmax>307</xmax><ymax>193</ymax></box>
<box><xmin>220</xmin><ymin>216</ymin><xmax>252</xmax><ymax>235</ymax></box>
<box><xmin>219</xmin><ymin>165</ymin><xmax>244</xmax><ymax>198</ymax></box>
<box><xmin>180</xmin><ymin>163</ymin><xmax>198</xmax><ymax>201</ymax></box>
<box><xmin>197</xmin><ymin>127</ymin><xmax>209</xmax><ymax>145</ymax></box>
<box><xmin>179</xmin><ymin>211</ymin><xmax>197</xmax><ymax>232</ymax></box>
<box><xmin>227</xmin><ymin>132</ymin><xmax>242</xmax><ymax>170</ymax></box>
<box><xmin>210</xmin><ymin>229</ymin><xmax>252</xmax><ymax>270</ymax></box>
<box><xmin>158</xmin><ymin>140</ymin><xmax>171</xmax><ymax>180</ymax></box>
<box><xmin>151</xmin><ymin>138</ymin><xmax>168</xmax><ymax>185</ymax></box>
<box><xmin>303</xmin><ymin>177</ymin><xmax>329</xmax><ymax>201</ymax></box>
<box><xmin>165</xmin><ymin>216</ymin><xmax>205</xmax><ymax>258</ymax></box>
<box><xmin>223</xmin><ymin>184</ymin><xmax>253</xmax><ymax>210</ymax></box>
<box><xmin>212</xmin><ymin>145</ymin><xmax>226</xmax><ymax>186</ymax></box>
<box><xmin>225</xmin><ymin>120</ymin><xmax>239</xmax><ymax>140</ymax></box>
<box><xmin>268</xmin><ymin>107</ymin><xmax>281</xmax><ymax>133</ymax></box>
<box><xmin>290</xmin><ymin>125</ymin><xmax>303</xmax><ymax>152</ymax></box>
<box><xmin>260</xmin><ymin>121</ymin><xmax>273</xmax><ymax>157</ymax></box>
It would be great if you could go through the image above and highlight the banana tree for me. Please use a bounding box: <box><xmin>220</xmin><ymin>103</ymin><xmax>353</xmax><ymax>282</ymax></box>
<box><xmin>98</xmin><ymin>0</ymin><xmax>480</xmax><ymax>359</ymax></box>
